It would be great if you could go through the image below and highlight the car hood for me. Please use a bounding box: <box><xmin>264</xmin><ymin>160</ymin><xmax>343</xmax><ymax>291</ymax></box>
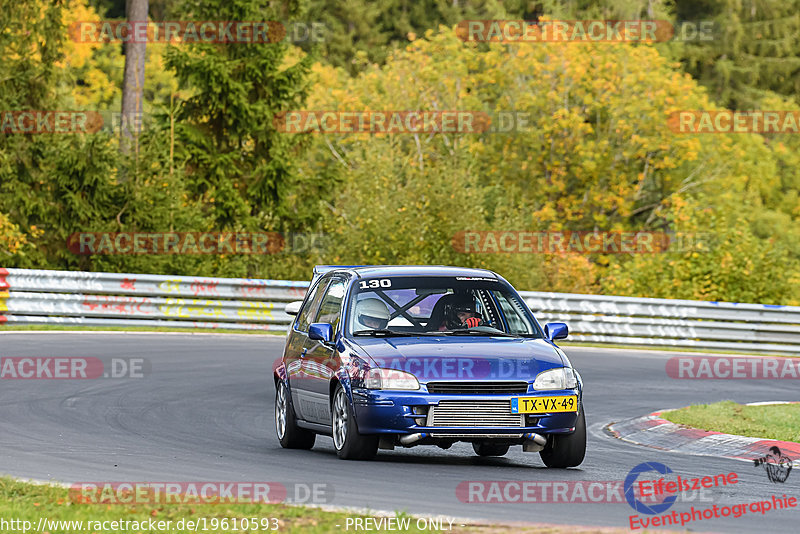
<box><xmin>350</xmin><ymin>336</ymin><xmax>566</xmax><ymax>382</ymax></box>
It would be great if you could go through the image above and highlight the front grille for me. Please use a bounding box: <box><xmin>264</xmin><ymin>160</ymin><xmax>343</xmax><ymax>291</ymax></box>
<box><xmin>426</xmin><ymin>381</ymin><xmax>529</xmax><ymax>394</ymax></box>
<box><xmin>427</xmin><ymin>400</ymin><xmax>524</xmax><ymax>428</ymax></box>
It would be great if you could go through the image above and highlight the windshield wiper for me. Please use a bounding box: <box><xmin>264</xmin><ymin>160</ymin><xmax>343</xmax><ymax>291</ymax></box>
<box><xmin>352</xmin><ymin>329</ymin><xmax>418</xmax><ymax>337</ymax></box>
<box><xmin>438</xmin><ymin>329</ymin><xmax>516</xmax><ymax>337</ymax></box>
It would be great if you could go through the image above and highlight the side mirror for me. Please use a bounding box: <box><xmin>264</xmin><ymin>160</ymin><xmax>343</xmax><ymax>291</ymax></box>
<box><xmin>308</xmin><ymin>322</ymin><xmax>334</xmax><ymax>343</ymax></box>
<box><xmin>544</xmin><ymin>322</ymin><xmax>568</xmax><ymax>341</ymax></box>
<box><xmin>284</xmin><ymin>301</ymin><xmax>303</xmax><ymax>316</ymax></box>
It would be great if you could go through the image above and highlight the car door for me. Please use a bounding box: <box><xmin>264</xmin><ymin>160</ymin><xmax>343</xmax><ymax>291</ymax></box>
<box><xmin>299</xmin><ymin>276</ymin><xmax>347</xmax><ymax>424</ymax></box>
<box><xmin>285</xmin><ymin>276</ymin><xmax>329</xmax><ymax>421</ymax></box>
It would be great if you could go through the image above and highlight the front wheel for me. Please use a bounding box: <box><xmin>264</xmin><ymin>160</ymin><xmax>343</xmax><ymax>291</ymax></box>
<box><xmin>275</xmin><ymin>380</ymin><xmax>315</xmax><ymax>449</ymax></box>
<box><xmin>331</xmin><ymin>384</ymin><xmax>378</xmax><ymax>460</ymax></box>
<box><xmin>539</xmin><ymin>406</ymin><xmax>586</xmax><ymax>468</ymax></box>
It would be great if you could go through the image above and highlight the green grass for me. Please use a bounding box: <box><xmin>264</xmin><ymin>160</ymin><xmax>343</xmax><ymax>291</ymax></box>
<box><xmin>0</xmin><ymin>325</ymin><xmax>284</xmax><ymax>335</ymax></box>
<box><xmin>0</xmin><ymin>477</ymin><xmax>438</xmax><ymax>534</ymax></box>
<box><xmin>0</xmin><ymin>477</ymin><xmax>636</xmax><ymax>533</ymax></box>
<box><xmin>661</xmin><ymin>401</ymin><xmax>800</xmax><ymax>442</ymax></box>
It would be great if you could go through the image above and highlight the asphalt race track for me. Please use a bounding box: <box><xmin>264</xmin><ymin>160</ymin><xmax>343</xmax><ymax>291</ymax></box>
<box><xmin>1</xmin><ymin>333</ymin><xmax>797</xmax><ymax>532</ymax></box>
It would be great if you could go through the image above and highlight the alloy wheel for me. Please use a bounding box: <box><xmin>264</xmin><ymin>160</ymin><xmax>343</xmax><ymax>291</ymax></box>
<box><xmin>332</xmin><ymin>388</ymin><xmax>349</xmax><ymax>450</ymax></box>
<box><xmin>275</xmin><ymin>382</ymin><xmax>287</xmax><ymax>439</ymax></box>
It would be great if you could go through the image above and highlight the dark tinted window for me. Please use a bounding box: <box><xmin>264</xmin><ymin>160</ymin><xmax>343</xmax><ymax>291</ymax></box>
<box><xmin>296</xmin><ymin>278</ymin><xmax>329</xmax><ymax>332</ymax></box>
<box><xmin>314</xmin><ymin>278</ymin><xmax>347</xmax><ymax>332</ymax></box>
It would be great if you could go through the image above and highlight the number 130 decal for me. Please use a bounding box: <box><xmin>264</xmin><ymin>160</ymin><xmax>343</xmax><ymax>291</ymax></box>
<box><xmin>359</xmin><ymin>279</ymin><xmax>391</xmax><ymax>289</ymax></box>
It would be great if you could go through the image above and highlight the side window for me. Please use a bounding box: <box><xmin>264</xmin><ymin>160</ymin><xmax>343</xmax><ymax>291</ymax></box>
<box><xmin>296</xmin><ymin>279</ymin><xmax>329</xmax><ymax>332</ymax></box>
<box><xmin>494</xmin><ymin>291</ymin><xmax>536</xmax><ymax>335</ymax></box>
<box><xmin>314</xmin><ymin>278</ymin><xmax>347</xmax><ymax>332</ymax></box>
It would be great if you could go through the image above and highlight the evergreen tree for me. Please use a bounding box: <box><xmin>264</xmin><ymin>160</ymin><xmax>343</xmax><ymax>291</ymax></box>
<box><xmin>164</xmin><ymin>0</ymin><xmax>314</xmax><ymax>232</ymax></box>
<box><xmin>302</xmin><ymin>0</ymin><xmax>510</xmax><ymax>74</ymax></box>
<box><xmin>674</xmin><ymin>0</ymin><xmax>800</xmax><ymax>108</ymax></box>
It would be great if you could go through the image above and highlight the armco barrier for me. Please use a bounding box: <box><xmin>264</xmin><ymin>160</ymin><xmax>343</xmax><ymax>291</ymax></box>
<box><xmin>0</xmin><ymin>268</ymin><xmax>798</xmax><ymax>353</ymax></box>
<box><xmin>0</xmin><ymin>268</ymin><xmax>307</xmax><ymax>332</ymax></box>
<box><xmin>522</xmin><ymin>291</ymin><xmax>800</xmax><ymax>354</ymax></box>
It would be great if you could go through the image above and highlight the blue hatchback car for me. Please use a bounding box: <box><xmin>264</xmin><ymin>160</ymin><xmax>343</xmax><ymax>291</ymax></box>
<box><xmin>274</xmin><ymin>265</ymin><xmax>585</xmax><ymax>467</ymax></box>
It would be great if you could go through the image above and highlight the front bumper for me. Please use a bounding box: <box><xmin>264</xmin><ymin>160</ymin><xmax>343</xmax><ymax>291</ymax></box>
<box><xmin>351</xmin><ymin>388</ymin><xmax>581</xmax><ymax>436</ymax></box>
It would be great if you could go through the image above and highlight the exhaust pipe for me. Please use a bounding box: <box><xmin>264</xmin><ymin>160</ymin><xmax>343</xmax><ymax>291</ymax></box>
<box><xmin>522</xmin><ymin>432</ymin><xmax>547</xmax><ymax>452</ymax></box>
<box><xmin>399</xmin><ymin>433</ymin><xmax>427</xmax><ymax>446</ymax></box>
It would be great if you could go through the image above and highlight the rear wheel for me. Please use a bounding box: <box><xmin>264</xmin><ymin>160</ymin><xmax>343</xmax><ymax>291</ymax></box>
<box><xmin>331</xmin><ymin>384</ymin><xmax>378</xmax><ymax>460</ymax></box>
<box><xmin>275</xmin><ymin>380</ymin><xmax>316</xmax><ymax>449</ymax></box>
<box><xmin>539</xmin><ymin>406</ymin><xmax>586</xmax><ymax>468</ymax></box>
<box><xmin>472</xmin><ymin>442</ymin><xmax>510</xmax><ymax>457</ymax></box>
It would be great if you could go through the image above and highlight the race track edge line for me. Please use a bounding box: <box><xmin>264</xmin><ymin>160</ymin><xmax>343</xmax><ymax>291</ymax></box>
<box><xmin>607</xmin><ymin>409</ymin><xmax>800</xmax><ymax>467</ymax></box>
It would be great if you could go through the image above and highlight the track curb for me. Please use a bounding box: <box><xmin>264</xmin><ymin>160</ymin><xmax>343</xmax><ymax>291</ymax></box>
<box><xmin>607</xmin><ymin>408</ymin><xmax>800</xmax><ymax>468</ymax></box>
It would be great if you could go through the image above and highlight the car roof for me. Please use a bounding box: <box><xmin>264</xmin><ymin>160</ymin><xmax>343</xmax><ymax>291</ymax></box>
<box><xmin>313</xmin><ymin>265</ymin><xmax>501</xmax><ymax>280</ymax></box>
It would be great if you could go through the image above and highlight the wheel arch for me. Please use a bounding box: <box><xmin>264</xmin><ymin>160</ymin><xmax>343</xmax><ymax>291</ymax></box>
<box><xmin>329</xmin><ymin>369</ymin><xmax>352</xmax><ymax>406</ymax></box>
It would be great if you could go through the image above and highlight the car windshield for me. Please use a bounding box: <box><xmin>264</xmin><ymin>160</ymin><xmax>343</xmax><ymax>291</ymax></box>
<box><xmin>347</xmin><ymin>276</ymin><xmax>542</xmax><ymax>338</ymax></box>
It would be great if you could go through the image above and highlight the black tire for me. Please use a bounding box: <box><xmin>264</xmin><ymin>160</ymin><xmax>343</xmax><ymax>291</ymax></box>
<box><xmin>540</xmin><ymin>405</ymin><xmax>586</xmax><ymax>468</ymax></box>
<box><xmin>472</xmin><ymin>442</ymin><xmax>510</xmax><ymax>457</ymax></box>
<box><xmin>275</xmin><ymin>380</ymin><xmax>316</xmax><ymax>449</ymax></box>
<box><xmin>331</xmin><ymin>384</ymin><xmax>378</xmax><ymax>460</ymax></box>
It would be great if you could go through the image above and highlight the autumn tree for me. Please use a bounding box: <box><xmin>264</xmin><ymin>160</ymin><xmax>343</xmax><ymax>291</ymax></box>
<box><xmin>299</xmin><ymin>29</ymin><xmax>800</xmax><ymax>300</ymax></box>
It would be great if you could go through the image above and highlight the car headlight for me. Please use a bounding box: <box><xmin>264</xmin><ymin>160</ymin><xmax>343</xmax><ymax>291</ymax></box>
<box><xmin>533</xmin><ymin>367</ymin><xmax>578</xmax><ymax>390</ymax></box>
<box><xmin>365</xmin><ymin>368</ymin><xmax>420</xmax><ymax>390</ymax></box>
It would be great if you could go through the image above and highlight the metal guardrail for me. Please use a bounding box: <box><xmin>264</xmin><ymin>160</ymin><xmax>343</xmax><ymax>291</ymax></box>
<box><xmin>1</xmin><ymin>268</ymin><xmax>798</xmax><ymax>354</ymax></box>
<box><xmin>522</xmin><ymin>291</ymin><xmax>800</xmax><ymax>354</ymax></box>
<box><xmin>0</xmin><ymin>268</ymin><xmax>307</xmax><ymax>332</ymax></box>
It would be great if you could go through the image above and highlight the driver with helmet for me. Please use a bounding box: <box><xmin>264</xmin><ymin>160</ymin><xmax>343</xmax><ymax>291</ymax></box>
<box><xmin>353</xmin><ymin>298</ymin><xmax>391</xmax><ymax>331</ymax></box>
<box><xmin>442</xmin><ymin>293</ymin><xmax>486</xmax><ymax>330</ymax></box>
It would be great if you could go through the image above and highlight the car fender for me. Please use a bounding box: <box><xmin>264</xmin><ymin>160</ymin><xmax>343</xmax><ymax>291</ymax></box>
<box><xmin>330</xmin><ymin>368</ymin><xmax>355</xmax><ymax>407</ymax></box>
<box><xmin>273</xmin><ymin>358</ymin><xmax>287</xmax><ymax>382</ymax></box>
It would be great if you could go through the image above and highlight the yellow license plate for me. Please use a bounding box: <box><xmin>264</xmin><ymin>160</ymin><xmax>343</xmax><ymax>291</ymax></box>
<box><xmin>510</xmin><ymin>395</ymin><xmax>578</xmax><ymax>414</ymax></box>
